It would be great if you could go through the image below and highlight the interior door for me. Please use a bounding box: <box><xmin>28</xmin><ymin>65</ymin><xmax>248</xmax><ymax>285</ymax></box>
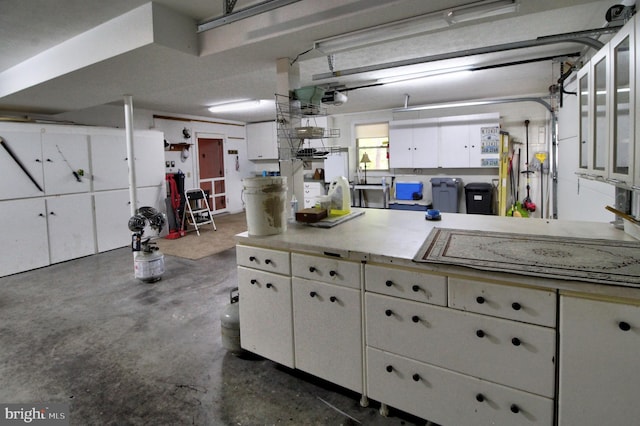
<box><xmin>197</xmin><ymin>137</ymin><xmax>227</xmax><ymax>213</ymax></box>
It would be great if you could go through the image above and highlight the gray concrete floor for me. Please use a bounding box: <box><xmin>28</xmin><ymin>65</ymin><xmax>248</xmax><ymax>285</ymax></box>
<box><xmin>0</xmin><ymin>247</ymin><xmax>426</xmax><ymax>425</ymax></box>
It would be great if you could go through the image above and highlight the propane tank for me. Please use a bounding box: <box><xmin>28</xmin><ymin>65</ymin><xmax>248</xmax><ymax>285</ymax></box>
<box><xmin>133</xmin><ymin>247</ymin><xmax>165</xmax><ymax>283</ymax></box>
<box><xmin>220</xmin><ymin>287</ymin><xmax>243</xmax><ymax>355</ymax></box>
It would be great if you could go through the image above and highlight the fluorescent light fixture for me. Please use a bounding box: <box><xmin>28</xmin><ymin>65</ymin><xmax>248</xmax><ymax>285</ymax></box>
<box><xmin>314</xmin><ymin>0</ymin><xmax>518</xmax><ymax>54</ymax></box>
<box><xmin>376</xmin><ymin>66</ymin><xmax>473</xmax><ymax>84</ymax></box>
<box><xmin>208</xmin><ymin>99</ymin><xmax>264</xmax><ymax>113</ymax></box>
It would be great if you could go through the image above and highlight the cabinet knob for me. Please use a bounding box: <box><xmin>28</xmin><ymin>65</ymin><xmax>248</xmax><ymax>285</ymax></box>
<box><xmin>50</xmin><ymin>211</ymin><xmax>56</xmax><ymax>215</ymax></box>
<box><xmin>310</xmin><ymin>291</ymin><xmax>317</xmax><ymax>298</ymax></box>
<box><xmin>412</xmin><ymin>285</ymin><xmax>420</xmax><ymax>292</ymax></box>
<box><xmin>512</xmin><ymin>302</ymin><xmax>522</xmax><ymax>311</ymax></box>
<box><xmin>250</xmin><ymin>279</ymin><xmax>257</xmax><ymax>285</ymax></box>
<box><xmin>38</xmin><ymin>213</ymin><xmax>44</xmax><ymax>217</ymax></box>
<box><xmin>330</xmin><ymin>296</ymin><xmax>337</xmax><ymax>303</ymax></box>
<box><xmin>46</xmin><ymin>158</ymin><xmax>53</xmax><ymax>162</ymax></box>
<box><xmin>412</xmin><ymin>374</ymin><xmax>420</xmax><ymax>382</ymax></box>
<box><xmin>511</xmin><ymin>337</ymin><xmax>521</xmax><ymax>346</ymax></box>
<box><xmin>329</xmin><ymin>270</ymin><xmax>337</xmax><ymax>277</ymax></box>
<box><xmin>35</xmin><ymin>158</ymin><xmax>41</xmax><ymax>162</ymax></box>
<box><xmin>385</xmin><ymin>309</ymin><xmax>393</xmax><ymax>317</ymax></box>
<box><xmin>386</xmin><ymin>365</ymin><xmax>393</xmax><ymax>373</ymax></box>
<box><xmin>476</xmin><ymin>329</ymin><xmax>485</xmax><ymax>338</ymax></box>
<box><xmin>476</xmin><ymin>296</ymin><xmax>485</xmax><ymax>304</ymax></box>
<box><xmin>265</xmin><ymin>259</ymin><xmax>272</xmax><ymax>265</ymax></box>
<box><xmin>510</xmin><ymin>404</ymin><xmax>520</xmax><ymax>414</ymax></box>
<box><xmin>476</xmin><ymin>393</ymin><xmax>485</xmax><ymax>402</ymax></box>
<box><xmin>309</xmin><ymin>266</ymin><xmax>316</xmax><ymax>272</ymax></box>
<box><xmin>385</xmin><ymin>280</ymin><xmax>393</xmax><ymax>287</ymax></box>
<box><xmin>249</xmin><ymin>256</ymin><xmax>256</xmax><ymax>262</ymax></box>
<box><xmin>412</xmin><ymin>315</ymin><xmax>420</xmax><ymax>323</ymax></box>
<box><xmin>619</xmin><ymin>321</ymin><xmax>631</xmax><ymax>331</ymax></box>
<box><xmin>266</xmin><ymin>283</ymin><xmax>273</xmax><ymax>289</ymax></box>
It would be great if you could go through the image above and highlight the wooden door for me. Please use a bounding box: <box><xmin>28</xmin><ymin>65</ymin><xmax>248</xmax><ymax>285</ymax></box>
<box><xmin>197</xmin><ymin>137</ymin><xmax>226</xmax><ymax>213</ymax></box>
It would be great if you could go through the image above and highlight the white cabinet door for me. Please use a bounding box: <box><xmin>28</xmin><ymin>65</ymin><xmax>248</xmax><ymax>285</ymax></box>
<box><xmin>94</xmin><ymin>189</ymin><xmax>131</xmax><ymax>252</ymax></box>
<box><xmin>247</xmin><ymin>122</ymin><xmax>278</xmax><ymax>160</ymax></box>
<box><xmin>389</xmin><ymin>122</ymin><xmax>414</xmax><ymax>168</ymax></box>
<box><xmin>293</xmin><ymin>277</ymin><xmax>363</xmax><ymax>392</ymax></box>
<box><xmin>439</xmin><ymin>122</ymin><xmax>470</xmax><ymax>167</ymax></box>
<box><xmin>42</xmin><ymin>132</ymin><xmax>92</xmax><ymax>195</ymax></box>
<box><xmin>0</xmin><ymin>198</ymin><xmax>49</xmax><ymax>277</ymax></box>
<box><xmin>46</xmin><ymin>193</ymin><xmax>96</xmax><ymax>264</ymax></box>
<box><xmin>90</xmin><ymin>133</ymin><xmax>128</xmax><ymax>191</ymax></box>
<box><xmin>134</xmin><ymin>132</ymin><xmax>165</xmax><ymax>188</ymax></box>
<box><xmin>238</xmin><ymin>266</ymin><xmax>294</xmax><ymax>367</ymax></box>
<box><xmin>412</xmin><ymin>122</ymin><xmax>439</xmax><ymax>168</ymax></box>
<box><xmin>0</xmin><ymin>128</ymin><xmax>44</xmax><ymax>200</ymax></box>
<box><xmin>559</xmin><ymin>295</ymin><xmax>640</xmax><ymax>426</ymax></box>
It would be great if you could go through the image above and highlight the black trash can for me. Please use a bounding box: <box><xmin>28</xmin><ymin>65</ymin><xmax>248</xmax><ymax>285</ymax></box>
<box><xmin>465</xmin><ymin>182</ymin><xmax>493</xmax><ymax>215</ymax></box>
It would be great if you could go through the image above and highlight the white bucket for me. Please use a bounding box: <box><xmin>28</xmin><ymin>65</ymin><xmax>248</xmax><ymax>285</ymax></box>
<box><xmin>242</xmin><ymin>176</ymin><xmax>288</xmax><ymax>236</ymax></box>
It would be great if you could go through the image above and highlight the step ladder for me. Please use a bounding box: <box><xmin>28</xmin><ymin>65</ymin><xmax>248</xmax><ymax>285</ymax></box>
<box><xmin>181</xmin><ymin>188</ymin><xmax>216</xmax><ymax>236</ymax></box>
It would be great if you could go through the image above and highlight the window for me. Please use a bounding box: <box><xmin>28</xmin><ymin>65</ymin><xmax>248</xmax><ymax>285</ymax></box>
<box><xmin>356</xmin><ymin>123</ymin><xmax>389</xmax><ymax>171</ymax></box>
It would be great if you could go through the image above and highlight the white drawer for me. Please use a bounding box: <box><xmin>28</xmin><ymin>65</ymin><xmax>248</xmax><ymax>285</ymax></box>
<box><xmin>236</xmin><ymin>245</ymin><xmax>290</xmax><ymax>275</ymax></box>
<box><xmin>365</xmin><ymin>263</ymin><xmax>447</xmax><ymax>306</ymax></box>
<box><xmin>293</xmin><ymin>278</ymin><xmax>362</xmax><ymax>393</ymax></box>
<box><xmin>303</xmin><ymin>181</ymin><xmax>324</xmax><ymax>193</ymax></box>
<box><xmin>367</xmin><ymin>347</ymin><xmax>554</xmax><ymax>426</ymax></box>
<box><xmin>449</xmin><ymin>278</ymin><xmax>556</xmax><ymax>327</ymax></box>
<box><xmin>365</xmin><ymin>293</ymin><xmax>556</xmax><ymax>397</ymax></box>
<box><xmin>238</xmin><ymin>267</ymin><xmax>294</xmax><ymax>368</ymax></box>
<box><xmin>291</xmin><ymin>253</ymin><xmax>360</xmax><ymax>289</ymax></box>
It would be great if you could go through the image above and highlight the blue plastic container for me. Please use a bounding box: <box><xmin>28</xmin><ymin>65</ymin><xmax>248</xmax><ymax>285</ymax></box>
<box><xmin>396</xmin><ymin>181</ymin><xmax>423</xmax><ymax>200</ymax></box>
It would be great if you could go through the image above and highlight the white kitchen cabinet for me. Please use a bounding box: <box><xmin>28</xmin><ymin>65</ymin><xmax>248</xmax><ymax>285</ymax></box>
<box><xmin>42</xmin><ymin>131</ymin><xmax>92</xmax><ymax>195</ymax></box>
<box><xmin>365</xmin><ymin>263</ymin><xmax>447</xmax><ymax>306</ymax></box>
<box><xmin>577</xmin><ymin>64</ymin><xmax>591</xmax><ymax>172</ymax></box>
<box><xmin>439</xmin><ymin>116</ymin><xmax>500</xmax><ymax>168</ymax></box>
<box><xmin>46</xmin><ymin>193</ymin><xmax>96</xmax><ymax>264</ymax></box>
<box><xmin>389</xmin><ymin>119</ymin><xmax>438</xmax><ymax>168</ymax></box>
<box><xmin>247</xmin><ymin>121</ymin><xmax>278</xmax><ymax>160</ymax></box>
<box><xmin>238</xmin><ymin>264</ymin><xmax>294</xmax><ymax>368</ymax></box>
<box><xmin>94</xmin><ymin>189</ymin><xmax>131</xmax><ymax>252</ymax></box>
<box><xmin>133</xmin><ymin>132</ymin><xmax>165</xmax><ymax>188</ymax></box>
<box><xmin>559</xmin><ymin>295</ymin><xmax>640</xmax><ymax>425</ymax></box>
<box><xmin>90</xmin><ymin>133</ymin><xmax>128</xmax><ymax>191</ymax></box>
<box><xmin>591</xmin><ymin>48</ymin><xmax>610</xmax><ymax>178</ymax></box>
<box><xmin>303</xmin><ymin>181</ymin><xmax>324</xmax><ymax>208</ymax></box>
<box><xmin>367</xmin><ymin>347</ymin><xmax>554</xmax><ymax>426</ymax></box>
<box><xmin>291</xmin><ymin>252</ymin><xmax>360</xmax><ymax>289</ymax></box>
<box><xmin>0</xmin><ymin>198</ymin><xmax>49</xmax><ymax>277</ymax></box>
<box><xmin>293</xmin><ymin>277</ymin><xmax>362</xmax><ymax>392</ymax></box>
<box><xmin>0</xmin><ymin>126</ymin><xmax>44</xmax><ymax>199</ymax></box>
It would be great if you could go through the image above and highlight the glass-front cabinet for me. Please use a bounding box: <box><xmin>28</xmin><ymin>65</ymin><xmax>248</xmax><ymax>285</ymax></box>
<box><xmin>591</xmin><ymin>48</ymin><xmax>609</xmax><ymax>178</ymax></box>
<box><xmin>577</xmin><ymin>65</ymin><xmax>590</xmax><ymax>173</ymax></box>
<box><xmin>635</xmin><ymin>14</ymin><xmax>640</xmax><ymax>190</ymax></box>
<box><xmin>608</xmin><ymin>23</ymin><xmax>635</xmax><ymax>185</ymax></box>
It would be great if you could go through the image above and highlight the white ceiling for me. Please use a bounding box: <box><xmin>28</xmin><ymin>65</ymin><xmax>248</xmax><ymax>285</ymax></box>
<box><xmin>0</xmin><ymin>0</ymin><xmax>628</xmax><ymax>123</ymax></box>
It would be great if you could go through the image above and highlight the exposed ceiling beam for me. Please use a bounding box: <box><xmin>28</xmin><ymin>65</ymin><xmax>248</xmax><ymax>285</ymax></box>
<box><xmin>198</xmin><ymin>0</ymin><xmax>303</xmax><ymax>32</ymax></box>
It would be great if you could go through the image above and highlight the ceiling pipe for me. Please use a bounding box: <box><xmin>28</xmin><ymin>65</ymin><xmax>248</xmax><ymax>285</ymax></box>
<box><xmin>312</xmin><ymin>26</ymin><xmax>621</xmax><ymax>81</ymax></box>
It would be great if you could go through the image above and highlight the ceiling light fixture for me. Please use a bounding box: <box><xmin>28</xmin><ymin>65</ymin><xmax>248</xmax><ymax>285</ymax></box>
<box><xmin>314</xmin><ymin>0</ymin><xmax>518</xmax><ymax>54</ymax></box>
<box><xmin>208</xmin><ymin>99</ymin><xmax>265</xmax><ymax>113</ymax></box>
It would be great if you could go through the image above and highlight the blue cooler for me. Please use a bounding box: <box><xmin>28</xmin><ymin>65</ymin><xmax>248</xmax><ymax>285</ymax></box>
<box><xmin>396</xmin><ymin>181</ymin><xmax>423</xmax><ymax>200</ymax></box>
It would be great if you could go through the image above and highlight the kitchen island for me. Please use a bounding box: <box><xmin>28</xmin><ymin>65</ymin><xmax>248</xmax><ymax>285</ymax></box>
<box><xmin>235</xmin><ymin>208</ymin><xmax>640</xmax><ymax>425</ymax></box>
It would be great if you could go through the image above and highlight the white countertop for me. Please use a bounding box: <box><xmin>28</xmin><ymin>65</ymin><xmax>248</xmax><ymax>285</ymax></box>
<box><xmin>236</xmin><ymin>208</ymin><xmax>640</xmax><ymax>297</ymax></box>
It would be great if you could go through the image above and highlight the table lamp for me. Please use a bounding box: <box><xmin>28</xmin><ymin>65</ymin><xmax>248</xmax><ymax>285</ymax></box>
<box><xmin>360</xmin><ymin>152</ymin><xmax>371</xmax><ymax>184</ymax></box>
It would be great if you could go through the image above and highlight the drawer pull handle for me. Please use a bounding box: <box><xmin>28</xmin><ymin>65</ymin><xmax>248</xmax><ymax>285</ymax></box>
<box><xmin>265</xmin><ymin>259</ymin><xmax>272</xmax><ymax>265</ymax></box>
<box><xmin>330</xmin><ymin>296</ymin><xmax>337</xmax><ymax>303</ymax></box>
<box><xmin>475</xmin><ymin>393</ymin><xmax>485</xmax><ymax>402</ymax></box>
<box><xmin>619</xmin><ymin>321</ymin><xmax>631</xmax><ymax>331</ymax></box>
<box><xmin>412</xmin><ymin>374</ymin><xmax>420</xmax><ymax>382</ymax></box>
<box><xmin>310</xmin><ymin>291</ymin><xmax>317</xmax><ymax>298</ymax></box>
<box><xmin>476</xmin><ymin>329</ymin><xmax>485</xmax><ymax>338</ymax></box>
<box><xmin>385</xmin><ymin>280</ymin><xmax>393</xmax><ymax>287</ymax></box>
<box><xmin>309</xmin><ymin>266</ymin><xmax>317</xmax><ymax>272</ymax></box>
<box><xmin>250</xmin><ymin>279</ymin><xmax>257</xmax><ymax>285</ymax></box>
<box><xmin>386</xmin><ymin>365</ymin><xmax>393</xmax><ymax>373</ymax></box>
<box><xmin>476</xmin><ymin>296</ymin><xmax>485</xmax><ymax>304</ymax></box>
<box><xmin>512</xmin><ymin>302</ymin><xmax>522</xmax><ymax>311</ymax></box>
<box><xmin>249</xmin><ymin>256</ymin><xmax>256</xmax><ymax>262</ymax></box>
<box><xmin>411</xmin><ymin>315</ymin><xmax>420</xmax><ymax>323</ymax></box>
<box><xmin>510</xmin><ymin>404</ymin><xmax>520</xmax><ymax>414</ymax></box>
<box><xmin>266</xmin><ymin>283</ymin><xmax>273</xmax><ymax>289</ymax></box>
<box><xmin>385</xmin><ymin>309</ymin><xmax>393</xmax><ymax>317</ymax></box>
<box><xmin>412</xmin><ymin>285</ymin><xmax>420</xmax><ymax>292</ymax></box>
<box><xmin>511</xmin><ymin>337</ymin><xmax>521</xmax><ymax>346</ymax></box>
<box><xmin>329</xmin><ymin>270</ymin><xmax>337</xmax><ymax>277</ymax></box>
